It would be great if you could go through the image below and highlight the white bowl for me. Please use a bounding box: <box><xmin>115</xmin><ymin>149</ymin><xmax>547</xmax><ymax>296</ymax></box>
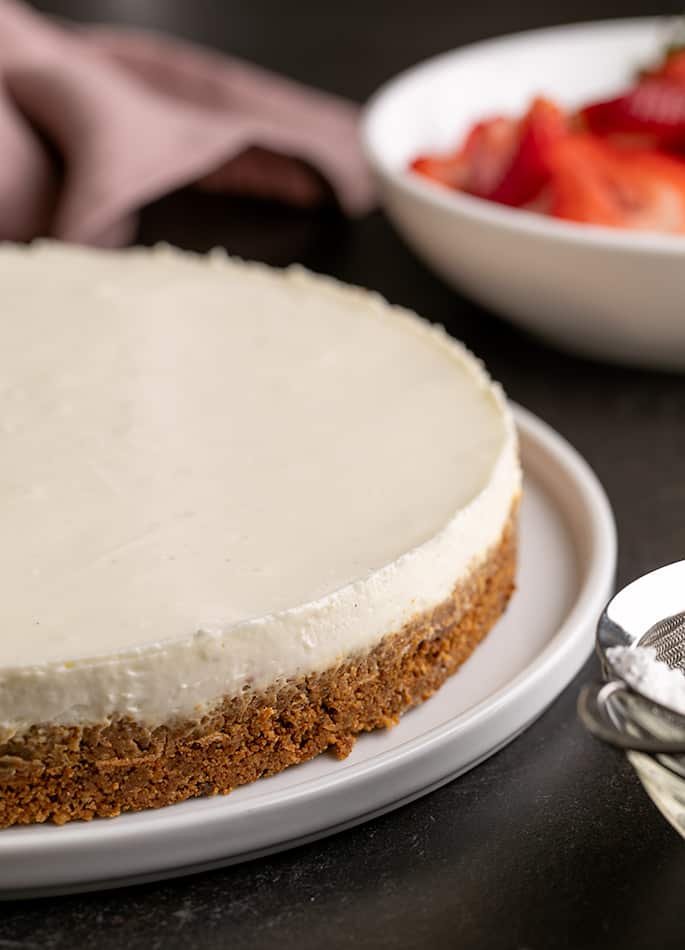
<box><xmin>362</xmin><ymin>17</ymin><xmax>685</xmax><ymax>369</ymax></box>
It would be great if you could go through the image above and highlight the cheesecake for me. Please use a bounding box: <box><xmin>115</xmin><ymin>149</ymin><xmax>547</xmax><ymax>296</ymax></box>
<box><xmin>0</xmin><ymin>242</ymin><xmax>521</xmax><ymax>827</ymax></box>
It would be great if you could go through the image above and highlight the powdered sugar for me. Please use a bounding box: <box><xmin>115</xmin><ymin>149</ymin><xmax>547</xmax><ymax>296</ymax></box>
<box><xmin>607</xmin><ymin>645</ymin><xmax>685</xmax><ymax>716</ymax></box>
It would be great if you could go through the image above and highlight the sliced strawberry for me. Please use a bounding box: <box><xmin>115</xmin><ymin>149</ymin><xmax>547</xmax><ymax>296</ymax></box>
<box><xmin>410</xmin><ymin>151</ymin><xmax>468</xmax><ymax>189</ymax></box>
<box><xmin>644</xmin><ymin>48</ymin><xmax>685</xmax><ymax>85</ymax></box>
<box><xmin>581</xmin><ymin>79</ymin><xmax>685</xmax><ymax>149</ymax></box>
<box><xmin>411</xmin><ymin>116</ymin><xmax>519</xmax><ymax>195</ymax></box>
<box><xmin>548</xmin><ymin>134</ymin><xmax>685</xmax><ymax>233</ymax></box>
<box><xmin>460</xmin><ymin>116</ymin><xmax>519</xmax><ymax>196</ymax></box>
<box><xmin>487</xmin><ymin>98</ymin><xmax>567</xmax><ymax>206</ymax></box>
<box><xmin>410</xmin><ymin>103</ymin><xmax>565</xmax><ymax>205</ymax></box>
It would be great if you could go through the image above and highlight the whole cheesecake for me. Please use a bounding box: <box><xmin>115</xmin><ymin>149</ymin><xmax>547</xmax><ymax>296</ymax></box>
<box><xmin>0</xmin><ymin>242</ymin><xmax>520</xmax><ymax>827</ymax></box>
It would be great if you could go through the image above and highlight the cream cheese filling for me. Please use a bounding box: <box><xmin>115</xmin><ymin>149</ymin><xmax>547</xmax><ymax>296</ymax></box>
<box><xmin>0</xmin><ymin>242</ymin><xmax>520</xmax><ymax>734</ymax></box>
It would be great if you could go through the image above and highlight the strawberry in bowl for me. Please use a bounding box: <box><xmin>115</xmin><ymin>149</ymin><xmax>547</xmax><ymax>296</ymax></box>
<box><xmin>409</xmin><ymin>43</ymin><xmax>685</xmax><ymax>234</ymax></box>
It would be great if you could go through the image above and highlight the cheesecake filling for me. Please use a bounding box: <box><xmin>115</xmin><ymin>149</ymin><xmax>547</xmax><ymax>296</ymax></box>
<box><xmin>0</xmin><ymin>242</ymin><xmax>520</xmax><ymax>737</ymax></box>
<box><xmin>1</xmin><ymin>445</ymin><xmax>519</xmax><ymax>736</ymax></box>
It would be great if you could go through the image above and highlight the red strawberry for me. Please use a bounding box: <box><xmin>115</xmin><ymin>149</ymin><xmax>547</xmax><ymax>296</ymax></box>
<box><xmin>644</xmin><ymin>48</ymin><xmax>685</xmax><ymax>85</ymax></box>
<box><xmin>486</xmin><ymin>98</ymin><xmax>567</xmax><ymax>206</ymax></box>
<box><xmin>581</xmin><ymin>79</ymin><xmax>685</xmax><ymax>149</ymax></box>
<box><xmin>410</xmin><ymin>116</ymin><xmax>519</xmax><ymax>195</ymax></box>
<box><xmin>410</xmin><ymin>152</ymin><xmax>468</xmax><ymax>189</ymax></box>
<box><xmin>460</xmin><ymin>116</ymin><xmax>520</xmax><ymax>197</ymax></box>
<box><xmin>548</xmin><ymin>134</ymin><xmax>685</xmax><ymax>233</ymax></box>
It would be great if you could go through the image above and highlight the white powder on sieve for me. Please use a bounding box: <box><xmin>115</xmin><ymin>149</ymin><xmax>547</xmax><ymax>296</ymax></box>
<box><xmin>607</xmin><ymin>645</ymin><xmax>685</xmax><ymax>716</ymax></box>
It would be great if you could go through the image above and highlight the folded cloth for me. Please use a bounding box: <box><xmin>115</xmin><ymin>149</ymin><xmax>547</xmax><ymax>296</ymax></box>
<box><xmin>0</xmin><ymin>0</ymin><xmax>375</xmax><ymax>246</ymax></box>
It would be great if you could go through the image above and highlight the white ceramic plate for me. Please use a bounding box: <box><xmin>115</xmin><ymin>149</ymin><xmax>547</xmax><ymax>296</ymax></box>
<box><xmin>362</xmin><ymin>18</ymin><xmax>685</xmax><ymax>368</ymax></box>
<box><xmin>0</xmin><ymin>406</ymin><xmax>616</xmax><ymax>898</ymax></box>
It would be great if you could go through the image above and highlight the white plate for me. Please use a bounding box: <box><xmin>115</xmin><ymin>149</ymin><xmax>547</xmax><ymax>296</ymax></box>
<box><xmin>0</xmin><ymin>406</ymin><xmax>616</xmax><ymax>898</ymax></box>
<box><xmin>362</xmin><ymin>18</ymin><xmax>685</xmax><ymax>368</ymax></box>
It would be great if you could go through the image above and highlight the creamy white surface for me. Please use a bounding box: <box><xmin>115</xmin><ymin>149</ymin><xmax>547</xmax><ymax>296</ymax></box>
<box><xmin>0</xmin><ymin>242</ymin><xmax>519</xmax><ymax>734</ymax></box>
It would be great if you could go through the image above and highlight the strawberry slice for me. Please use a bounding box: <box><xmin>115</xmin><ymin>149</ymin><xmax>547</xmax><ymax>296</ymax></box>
<box><xmin>581</xmin><ymin>79</ymin><xmax>685</xmax><ymax>149</ymax></box>
<box><xmin>487</xmin><ymin>98</ymin><xmax>567</xmax><ymax>206</ymax></box>
<box><xmin>410</xmin><ymin>151</ymin><xmax>469</xmax><ymax>189</ymax></box>
<box><xmin>644</xmin><ymin>48</ymin><xmax>685</xmax><ymax>86</ymax></box>
<box><xmin>410</xmin><ymin>102</ymin><xmax>565</xmax><ymax>206</ymax></box>
<box><xmin>548</xmin><ymin>134</ymin><xmax>685</xmax><ymax>232</ymax></box>
<box><xmin>411</xmin><ymin>116</ymin><xmax>518</xmax><ymax>194</ymax></box>
<box><xmin>460</xmin><ymin>116</ymin><xmax>520</xmax><ymax>196</ymax></box>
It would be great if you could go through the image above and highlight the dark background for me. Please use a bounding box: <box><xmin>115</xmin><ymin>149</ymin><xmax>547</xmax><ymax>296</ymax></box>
<box><xmin>3</xmin><ymin>1</ymin><xmax>685</xmax><ymax>947</ymax></box>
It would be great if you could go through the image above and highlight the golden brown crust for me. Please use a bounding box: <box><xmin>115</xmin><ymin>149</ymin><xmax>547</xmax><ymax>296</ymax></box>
<box><xmin>0</xmin><ymin>507</ymin><xmax>517</xmax><ymax>828</ymax></box>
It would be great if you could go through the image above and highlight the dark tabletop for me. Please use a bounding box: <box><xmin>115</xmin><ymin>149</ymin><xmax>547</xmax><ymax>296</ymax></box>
<box><xmin>4</xmin><ymin>1</ymin><xmax>685</xmax><ymax>947</ymax></box>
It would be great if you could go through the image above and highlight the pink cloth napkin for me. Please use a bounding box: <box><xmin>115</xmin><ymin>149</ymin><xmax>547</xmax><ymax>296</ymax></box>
<box><xmin>0</xmin><ymin>0</ymin><xmax>375</xmax><ymax>246</ymax></box>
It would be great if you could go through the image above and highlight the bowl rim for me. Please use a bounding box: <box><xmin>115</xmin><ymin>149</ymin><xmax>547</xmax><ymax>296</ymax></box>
<box><xmin>361</xmin><ymin>15</ymin><xmax>685</xmax><ymax>257</ymax></box>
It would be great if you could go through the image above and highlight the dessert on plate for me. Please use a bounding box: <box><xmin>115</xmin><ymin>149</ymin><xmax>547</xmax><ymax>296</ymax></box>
<box><xmin>0</xmin><ymin>241</ymin><xmax>520</xmax><ymax>827</ymax></box>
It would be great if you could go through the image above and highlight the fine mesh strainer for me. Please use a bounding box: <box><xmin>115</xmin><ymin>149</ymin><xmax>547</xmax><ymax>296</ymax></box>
<box><xmin>578</xmin><ymin>563</ymin><xmax>685</xmax><ymax>838</ymax></box>
<box><xmin>579</xmin><ymin>561</ymin><xmax>685</xmax><ymax>756</ymax></box>
<box><xmin>639</xmin><ymin>611</ymin><xmax>685</xmax><ymax>665</ymax></box>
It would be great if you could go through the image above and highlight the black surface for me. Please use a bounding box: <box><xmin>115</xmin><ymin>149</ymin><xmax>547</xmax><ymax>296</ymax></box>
<box><xmin>4</xmin><ymin>1</ymin><xmax>685</xmax><ymax>947</ymax></box>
